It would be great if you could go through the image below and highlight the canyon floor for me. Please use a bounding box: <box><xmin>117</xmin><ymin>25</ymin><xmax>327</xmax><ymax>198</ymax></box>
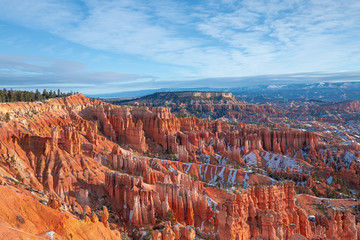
<box><xmin>0</xmin><ymin>93</ymin><xmax>359</xmax><ymax>239</ymax></box>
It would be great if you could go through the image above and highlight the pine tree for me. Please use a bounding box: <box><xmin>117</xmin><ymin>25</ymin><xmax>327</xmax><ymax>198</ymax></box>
<box><xmin>35</xmin><ymin>89</ymin><xmax>42</xmax><ymax>101</ymax></box>
<box><xmin>0</xmin><ymin>89</ymin><xmax>74</xmax><ymax>103</ymax></box>
<box><xmin>42</xmin><ymin>89</ymin><xmax>48</xmax><ymax>99</ymax></box>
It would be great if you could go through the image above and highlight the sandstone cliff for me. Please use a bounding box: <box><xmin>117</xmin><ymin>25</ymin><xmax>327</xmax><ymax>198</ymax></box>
<box><xmin>0</xmin><ymin>94</ymin><xmax>358</xmax><ymax>240</ymax></box>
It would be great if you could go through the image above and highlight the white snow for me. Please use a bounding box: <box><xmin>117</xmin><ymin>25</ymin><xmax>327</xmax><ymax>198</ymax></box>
<box><xmin>267</xmin><ymin>85</ymin><xmax>286</xmax><ymax>89</ymax></box>
<box><xmin>129</xmin><ymin>210</ymin><xmax>133</xmax><ymax>223</ymax></box>
<box><xmin>228</xmin><ymin>169</ymin><xmax>237</xmax><ymax>184</ymax></box>
<box><xmin>243</xmin><ymin>152</ymin><xmax>257</xmax><ymax>166</ymax></box>
<box><xmin>243</xmin><ymin>172</ymin><xmax>249</xmax><ymax>189</ymax></box>
<box><xmin>343</xmin><ymin>151</ymin><xmax>355</xmax><ymax>167</ymax></box>
<box><xmin>203</xmin><ymin>165</ymin><xmax>209</xmax><ymax>179</ymax></box>
<box><xmin>327</xmin><ymin>176</ymin><xmax>333</xmax><ymax>185</ymax></box>
<box><xmin>218</xmin><ymin>167</ymin><xmax>225</xmax><ymax>180</ymax></box>
<box><xmin>205</xmin><ymin>194</ymin><xmax>218</xmax><ymax>211</ymax></box>
<box><xmin>184</xmin><ymin>163</ymin><xmax>192</xmax><ymax>173</ymax></box>
<box><xmin>308</xmin><ymin>215</ymin><xmax>316</xmax><ymax>222</ymax></box>
<box><xmin>43</xmin><ymin>231</ymin><xmax>55</xmax><ymax>240</ymax></box>
<box><xmin>208</xmin><ymin>166</ymin><xmax>227</xmax><ymax>185</ymax></box>
<box><xmin>261</xmin><ymin>151</ymin><xmax>298</xmax><ymax>171</ymax></box>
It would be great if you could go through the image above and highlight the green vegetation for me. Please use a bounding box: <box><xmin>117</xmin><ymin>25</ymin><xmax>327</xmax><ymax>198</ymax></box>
<box><xmin>166</xmin><ymin>211</ymin><xmax>175</xmax><ymax>225</ymax></box>
<box><xmin>311</xmin><ymin>186</ymin><xmax>319</xmax><ymax>196</ymax></box>
<box><xmin>315</xmin><ymin>203</ymin><xmax>330</xmax><ymax>219</ymax></box>
<box><xmin>0</xmin><ymin>88</ymin><xmax>78</xmax><ymax>103</ymax></box>
<box><xmin>107</xmin><ymin>161</ymin><xmax>115</xmax><ymax>170</ymax></box>
<box><xmin>101</xmin><ymin>147</ymin><xmax>109</xmax><ymax>156</ymax></box>
<box><xmin>295</xmin><ymin>186</ymin><xmax>310</xmax><ymax>195</ymax></box>
<box><xmin>175</xmin><ymin>113</ymin><xmax>188</xmax><ymax>118</ymax></box>
<box><xmin>144</xmin><ymin>148</ymin><xmax>176</xmax><ymax>160</ymax></box>
<box><xmin>120</xmin><ymin>233</ymin><xmax>131</xmax><ymax>240</ymax></box>
<box><xmin>15</xmin><ymin>172</ymin><xmax>22</xmax><ymax>182</ymax></box>
<box><xmin>143</xmin><ymin>226</ymin><xmax>153</xmax><ymax>240</ymax></box>
<box><xmin>9</xmin><ymin>154</ymin><xmax>17</xmax><ymax>166</ymax></box>
<box><xmin>4</xmin><ymin>113</ymin><xmax>10</xmax><ymax>122</ymax></box>
<box><xmin>335</xmin><ymin>177</ymin><xmax>352</xmax><ymax>197</ymax></box>
<box><xmin>325</xmin><ymin>187</ymin><xmax>337</xmax><ymax>198</ymax></box>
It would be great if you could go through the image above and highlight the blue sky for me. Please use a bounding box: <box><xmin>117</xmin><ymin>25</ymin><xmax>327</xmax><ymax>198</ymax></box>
<box><xmin>0</xmin><ymin>0</ymin><xmax>360</xmax><ymax>94</ymax></box>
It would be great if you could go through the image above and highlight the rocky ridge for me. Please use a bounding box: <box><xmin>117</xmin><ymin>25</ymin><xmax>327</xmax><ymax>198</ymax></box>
<box><xmin>112</xmin><ymin>91</ymin><xmax>275</xmax><ymax>122</ymax></box>
<box><xmin>0</xmin><ymin>94</ymin><xmax>358</xmax><ymax>239</ymax></box>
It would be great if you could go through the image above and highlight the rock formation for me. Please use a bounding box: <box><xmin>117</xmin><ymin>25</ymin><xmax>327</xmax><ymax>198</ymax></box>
<box><xmin>0</xmin><ymin>94</ymin><xmax>358</xmax><ymax>239</ymax></box>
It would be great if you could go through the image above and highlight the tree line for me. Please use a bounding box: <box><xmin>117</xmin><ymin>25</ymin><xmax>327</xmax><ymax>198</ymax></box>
<box><xmin>0</xmin><ymin>89</ymin><xmax>79</xmax><ymax>103</ymax></box>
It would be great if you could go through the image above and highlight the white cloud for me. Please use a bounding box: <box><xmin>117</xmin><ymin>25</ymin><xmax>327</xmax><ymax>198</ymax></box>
<box><xmin>0</xmin><ymin>0</ymin><xmax>81</xmax><ymax>31</ymax></box>
<box><xmin>0</xmin><ymin>0</ymin><xmax>359</xmax><ymax>80</ymax></box>
<box><xmin>1</xmin><ymin>54</ymin><xmax>360</xmax><ymax>94</ymax></box>
<box><xmin>0</xmin><ymin>54</ymin><xmax>153</xmax><ymax>93</ymax></box>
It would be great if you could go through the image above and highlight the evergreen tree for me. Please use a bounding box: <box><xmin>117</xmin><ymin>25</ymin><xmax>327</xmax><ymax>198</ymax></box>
<box><xmin>3</xmin><ymin>88</ymin><xmax>8</xmax><ymax>102</ymax></box>
<box><xmin>42</xmin><ymin>89</ymin><xmax>48</xmax><ymax>99</ymax></box>
<box><xmin>0</xmin><ymin>89</ymin><xmax>75</xmax><ymax>103</ymax></box>
<box><xmin>35</xmin><ymin>89</ymin><xmax>42</xmax><ymax>101</ymax></box>
<box><xmin>8</xmin><ymin>90</ymin><xmax>14</xmax><ymax>102</ymax></box>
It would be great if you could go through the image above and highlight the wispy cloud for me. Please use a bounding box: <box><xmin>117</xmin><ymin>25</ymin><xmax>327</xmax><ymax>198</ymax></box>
<box><xmin>0</xmin><ymin>0</ymin><xmax>359</xmax><ymax>92</ymax></box>
<box><xmin>0</xmin><ymin>54</ymin><xmax>153</xmax><ymax>93</ymax></box>
<box><xmin>139</xmin><ymin>70</ymin><xmax>360</xmax><ymax>90</ymax></box>
<box><xmin>0</xmin><ymin>54</ymin><xmax>359</xmax><ymax>93</ymax></box>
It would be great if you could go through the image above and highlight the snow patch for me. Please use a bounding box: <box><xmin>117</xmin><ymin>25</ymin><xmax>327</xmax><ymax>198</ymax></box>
<box><xmin>243</xmin><ymin>172</ymin><xmax>249</xmax><ymax>189</ymax></box>
<box><xmin>218</xmin><ymin>167</ymin><xmax>225</xmax><ymax>180</ymax></box>
<box><xmin>184</xmin><ymin>163</ymin><xmax>192</xmax><ymax>173</ymax></box>
<box><xmin>228</xmin><ymin>169</ymin><xmax>237</xmax><ymax>184</ymax></box>
<box><xmin>205</xmin><ymin>194</ymin><xmax>218</xmax><ymax>211</ymax></box>
<box><xmin>267</xmin><ymin>85</ymin><xmax>286</xmax><ymax>89</ymax></box>
<box><xmin>261</xmin><ymin>151</ymin><xmax>298</xmax><ymax>171</ymax></box>
<box><xmin>343</xmin><ymin>151</ymin><xmax>355</xmax><ymax>167</ymax></box>
<box><xmin>44</xmin><ymin>231</ymin><xmax>55</xmax><ymax>240</ymax></box>
<box><xmin>327</xmin><ymin>176</ymin><xmax>333</xmax><ymax>185</ymax></box>
<box><xmin>129</xmin><ymin>210</ymin><xmax>133</xmax><ymax>223</ymax></box>
<box><xmin>244</xmin><ymin>152</ymin><xmax>257</xmax><ymax>166</ymax></box>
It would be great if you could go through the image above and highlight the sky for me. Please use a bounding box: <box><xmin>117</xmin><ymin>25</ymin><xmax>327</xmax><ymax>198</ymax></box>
<box><xmin>0</xmin><ymin>0</ymin><xmax>360</xmax><ymax>94</ymax></box>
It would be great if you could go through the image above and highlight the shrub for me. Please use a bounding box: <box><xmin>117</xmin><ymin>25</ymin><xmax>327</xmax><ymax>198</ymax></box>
<box><xmin>311</xmin><ymin>186</ymin><xmax>319</xmax><ymax>196</ymax></box>
<box><xmin>15</xmin><ymin>172</ymin><xmax>22</xmax><ymax>182</ymax></box>
<box><xmin>4</xmin><ymin>113</ymin><xmax>10</xmax><ymax>122</ymax></box>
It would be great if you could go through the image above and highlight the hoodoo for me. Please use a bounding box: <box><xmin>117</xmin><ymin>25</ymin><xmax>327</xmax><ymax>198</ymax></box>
<box><xmin>0</xmin><ymin>94</ymin><xmax>358</xmax><ymax>239</ymax></box>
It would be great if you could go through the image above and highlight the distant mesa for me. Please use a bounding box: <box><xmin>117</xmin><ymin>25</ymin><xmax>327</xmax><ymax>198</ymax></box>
<box><xmin>109</xmin><ymin>91</ymin><xmax>274</xmax><ymax>122</ymax></box>
<box><xmin>89</xmin><ymin>82</ymin><xmax>360</xmax><ymax>103</ymax></box>
<box><xmin>119</xmin><ymin>91</ymin><xmax>240</xmax><ymax>104</ymax></box>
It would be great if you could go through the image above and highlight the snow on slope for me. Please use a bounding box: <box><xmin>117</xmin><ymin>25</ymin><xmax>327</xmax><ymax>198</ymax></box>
<box><xmin>261</xmin><ymin>152</ymin><xmax>299</xmax><ymax>171</ymax></box>
<box><xmin>243</xmin><ymin>151</ymin><xmax>300</xmax><ymax>171</ymax></box>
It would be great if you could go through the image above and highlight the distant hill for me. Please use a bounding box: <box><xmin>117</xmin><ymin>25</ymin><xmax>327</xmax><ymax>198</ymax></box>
<box><xmin>87</xmin><ymin>87</ymin><xmax>218</xmax><ymax>99</ymax></box>
<box><xmin>108</xmin><ymin>91</ymin><xmax>275</xmax><ymax>122</ymax></box>
<box><xmin>117</xmin><ymin>91</ymin><xmax>244</xmax><ymax>106</ymax></box>
<box><xmin>88</xmin><ymin>82</ymin><xmax>360</xmax><ymax>103</ymax></box>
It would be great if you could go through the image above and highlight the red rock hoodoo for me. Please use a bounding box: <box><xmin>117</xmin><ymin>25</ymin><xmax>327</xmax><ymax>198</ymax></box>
<box><xmin>0</xmin><ymin>94</ymin><xmax>358</xmax><ymax>239</ymax></box>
